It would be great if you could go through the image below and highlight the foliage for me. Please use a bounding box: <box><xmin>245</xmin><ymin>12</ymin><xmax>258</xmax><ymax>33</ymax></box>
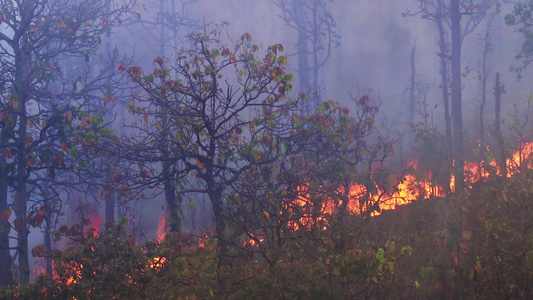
<box><xmin>506</xmin><ymin>1</ymin><xmax>533</xmax><ymax>74</ymax></box>
<box><xmin>1</xmin><ymin>222</ymin><xmax>414</xmax><ymax>299</ymax></box>
<box><xmin>118</xmin><ymin>24</ymin><xmax>298</xmax><ymax>268</ymax></box>
<box><xmin>371</xmin><ymin>169</ymin><xmax>533</xmax><ymax>299</ymax></box>
<box><xmin>3</xmin><ymin>159</ymin><xmax>533</xmax><ymax>299</ymax></box>
<box><xmin>0</xmin><ymin>0</ymin><xmax>135</xmax><ymax>284</ymax></box>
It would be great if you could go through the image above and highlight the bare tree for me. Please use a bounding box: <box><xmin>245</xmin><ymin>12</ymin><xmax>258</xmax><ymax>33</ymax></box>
<box><xmin>476</xmin><ymin>3</ymin><xmax>500</xmax><ymax>154</ymax></box>
<box><xmin>405</xmin><ymin>0</ymin><xmax>498</xmax><ymax>192</ymax></box>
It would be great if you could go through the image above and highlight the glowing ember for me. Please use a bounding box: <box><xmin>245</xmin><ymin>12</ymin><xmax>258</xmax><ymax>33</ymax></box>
<box><xmin>244</xmin><ymin>233</ymin><xmax>265</xmax><ymax>247</ymax></box>
<box><xmin>65</xmin><ymin>263</ymin><xmax>83</xmax><ymax>285</ymax></box>
<box><xmin>147</xmin><ymin>256</ymin><xmax>167</xmax><ymax>270</ymax></box>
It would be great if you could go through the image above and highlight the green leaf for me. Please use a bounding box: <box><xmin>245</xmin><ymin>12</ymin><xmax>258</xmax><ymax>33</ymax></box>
<box><xmin>144</xmin><ymin>74</ymin><xmax>154</xmax><ymax>84</ymax></box>
<box><xmin>69</xmin><ymin>146</ymin><xmax>78</xmax><ymax>157</ymax></box>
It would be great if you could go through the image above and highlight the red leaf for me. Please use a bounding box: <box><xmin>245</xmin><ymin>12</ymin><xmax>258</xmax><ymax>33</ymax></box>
<box><xmin>33</xmin><ymin>214</ymin><xmax>44</xmax><ymax>228</ymax></box>
<box><xmin>474</xmin><ymin>265</ymin><xmax>484</xmax><ymax>277</ymax></box>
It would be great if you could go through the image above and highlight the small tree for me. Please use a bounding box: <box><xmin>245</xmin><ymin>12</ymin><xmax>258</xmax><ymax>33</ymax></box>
<box><xmin>122</xmin><ymin>25</ymin><xmax>294</xmax><ymax>286</ymax></box>
<box><xmin>0</xmin><ymin>0</ymin><xmax>135</xmax><ymax>284</ymax></box>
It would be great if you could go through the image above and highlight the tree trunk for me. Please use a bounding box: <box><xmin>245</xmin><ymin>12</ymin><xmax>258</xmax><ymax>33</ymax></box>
<box><xmin>0</xmin><ymin>134</ymin><xmax>12</xmax><ymax>286</ymax></box>
<box><xmin>479</xmin><ymin>43</ymin><xmax>488</xmax><ymax>148</ymax></box>
<box><xmin>294</xmin><ymin>0</ymin><xmax>312</xmax><ymax>114</ymax></box>
<box><xmin>311</xmin><ymin>1</ymin><xmax>320</xmax><ymax>109</ymax></box>
<box><xmin>450</xmin><ymin>0</ymin><xmax>464</xmax><ymax>192</ymax></box>
<box><xmin>42</xmin><ymin>182</ymin><xmax>53</xmax><ymax>277</ymax></box>
<box><xmin>208</xmin><ymin>179</ymin><xmax>228</xmax><ymax>295</ymax></box>
<box><xmin>494</xmin><ymin>72</ymin><xmax>506</xmax><ymax>178</ymax></box>
<box><xmin>14</xmin><ymin>102</ymin><xmax>30</xmax><ymax>286</ymax></box>
<box><xmin>163</xmin><ymin>167</ymin><xmax>181</xmax><ymax>233</ymax></box>
<box><xmin>105</xmin><ymin>189</ymin><xmax>115</xmax><ymax>225</ymax></box>
<box><xmin>437</xmin><ymin>0</ymin><xmax>453</xmax><ymax>192</ymax></box>
<box><xmin>158</xmin><ymin>0</ymin><xmax>181</xmax><ymax>233</ymax></box>
<box><xmin>480</xmin><ymin>19</ymin><xmax>493</xmax><ymax>151</ymax></box>
<box><xmin>43</xmin><ymin>214</ymin><xmax>53</xmax><ymax>277</ymax></box>
<box><xmin>14</xmin><ymin>30</ymin><xmax>30</xmax><ymax>284</ymax></box>
<box><xmin>409</xmin><ymin>45</ymin><xmax>416</xmax><ymax>124</ymax></box>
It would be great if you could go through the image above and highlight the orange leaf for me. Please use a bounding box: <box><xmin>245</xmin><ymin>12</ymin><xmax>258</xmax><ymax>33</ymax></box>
<box><xmin>61</xmin><ymin>143</ymin><xmax>68</xmax><ymax>151</ymax></box>
<box><xmin>5</xmin><ymin>149</ymin><xmax>12</xmax><ymax>158</ymax></box>
<box><xmin>196</xmin><ymin>159</ymin><xmax>204</xmax><ymax>170</ymax></box>
<box><xmin>14</xmin><ymin>219</ymin><xmax>20</xmax><ymax>231</ymax></box>
<box><xmin>474</xmin><ymin>265</ymin><xmax>484</xmax><ymax>277</ymax></box>
<box><xmin>1</xmin><ymin>209</ymin><xmax>11</xmax><ymax>223</ymax></box>
<box><xmin>38</xmin><ymin>205</ymin><xmax>48</xmax><ymax>216</ymax></box>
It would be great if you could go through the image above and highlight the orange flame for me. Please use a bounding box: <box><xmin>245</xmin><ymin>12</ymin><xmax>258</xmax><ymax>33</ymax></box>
<box><xmin>313</xmin><ymin>142</ymin><xmax>532</xmax><ymax>219</ymax></box>
<box><xmin>157</xmin><ymin>213</ymin><xmax>168</xmax><ymax>242</ymax></box>
<box><xmin>243</xmin><ymin>142</ymin><xmax>532</xmax><ymax>247</ymax></box>
<box><xmin>85</xmin><ymin>213</ymin><xmax>102</xmax><ymax>237</ymax></box>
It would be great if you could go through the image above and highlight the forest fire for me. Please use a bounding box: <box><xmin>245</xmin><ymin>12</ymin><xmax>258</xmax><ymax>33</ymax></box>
<box><xmin>352</xmin><ymin>141</ymin><xmax>533</xmax><ymax>214</ymax></box>
<box><xmin>244</xmin><ymin>141</ymin><xmax>533</xmax><ymax>240</ymax></box>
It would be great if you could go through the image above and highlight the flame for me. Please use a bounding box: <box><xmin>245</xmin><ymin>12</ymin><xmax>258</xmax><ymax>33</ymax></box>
<box><xmin>157</xmin><ymin>213</ymin><xmax>168</xmax><ymax>242</ymax></box>
<box><xmin>85</xmin><ymin>213</ymin><xmax>102</xmax><ymax>236</ymax></box>
<box><xmin>240</xmin><ymin>142</ymin><xmax>532</xmax><ymax>248</ymax></box>
<box><xmin>304</xmin><ymin>142</ymin><xmax>532</xmax><ymax>223</ymax></box>
<box><xmin>507</xmin><ymin>142</ymin><xmax>533</xmax><ymax>174</ymax></box>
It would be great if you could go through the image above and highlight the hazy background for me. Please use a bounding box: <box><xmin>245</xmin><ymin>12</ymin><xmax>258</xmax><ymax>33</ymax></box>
<box><xmin>98</xmin><ymin>0</ymin><xmax>533</xmax><ymax>237</ymax></box>
<box><xmin>23</xmin><ymin>1</ymin><xmax>533</xmax><ymax>273</ymax></box>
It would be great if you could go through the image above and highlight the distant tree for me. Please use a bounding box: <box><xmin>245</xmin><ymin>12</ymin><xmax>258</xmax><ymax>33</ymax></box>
<box><xmin>119</xmin><ymin>0</ymin><xmax>201</xmax><ymax>233</ymax></box>
<box><xmin>404</xmin><ymin>0</ymin><xmax>453</xmax><ymax>158</ymax></box>
<box><xmin>476</xmin><ymin>3</ymin><xmax>500</xmax><ymax>148</ymax></box>
<box><xmin>272</xmin><ymin>0</ymin><xmax>340</xmax><ymax>113</ymax></box>
<box><xmin>405</xmin><ymin>0</ymin><xmax>498</xmax><ymax>192</ymax></box>
<box><xmin>0</xmin><ymin>0</ymin><xmax>134</xmax><ymax>285</ymax></box>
